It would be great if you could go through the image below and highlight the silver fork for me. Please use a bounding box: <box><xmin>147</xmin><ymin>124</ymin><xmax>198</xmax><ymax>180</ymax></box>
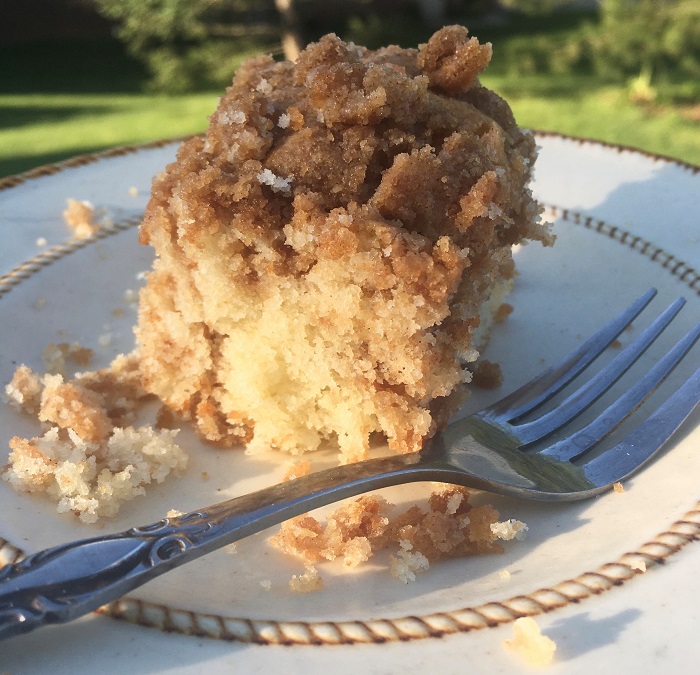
<box><xmin>1</xmin><ymin>288</ymin><xmax>699</xmax><ymax>641</ymax></box>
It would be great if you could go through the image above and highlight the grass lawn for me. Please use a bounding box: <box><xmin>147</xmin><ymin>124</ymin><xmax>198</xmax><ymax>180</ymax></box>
<box><xmin>482</xmin><ymin>74</ymin><xmax>700</xmax><ymax>165</ymax></box>
<box><xmin>1</xmin><ymin>17</ymin><xmax>698</xmax><ymax>178</ymax></box>
<box><xmin>0</xmin><ymin>92</ymin><xmax>219</xmax><ymax>177</ymax></box>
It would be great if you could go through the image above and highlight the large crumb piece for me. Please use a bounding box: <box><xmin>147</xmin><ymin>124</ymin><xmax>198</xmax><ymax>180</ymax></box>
<box><xmin>270</xmin><ymin>486</ymin><xmax>512</xmax><ymax>581</ymax></box>
<box><xmin>3</xmin><ymin>353</ymin><xmax>184</xmax><ymax>523</ymax></box>
<box><xmin>504</xmin><ymin>616</ymin><xmax>556</xmax><ymax>667</ymax></box>
<box><xmin>8</xmin><ymin>353</ymin><xmax>150</xmax><ymax>438</ymax></box>
<box><xmin>270</xmin><ymin>495</ymin><xmax>389</xmax><ymax>567</ymax></box>
<box><xmin>63</xmin><ymin>198</ymin><xmax>99</xmax><ymax>239</ymax></box>
<box><xmin>39</xmin><ymin>374</ymin><xmax>113</xmax><ymax>443</ymax></box>
<box><xmin>2</xmin><ymin>426</ymin><xmax>188</xmax><ymax>523</ymax></box>
<box><xmin>135</xmin><ymin>25</ymin><xmax>552</xmax><ymax>463</ymax></box>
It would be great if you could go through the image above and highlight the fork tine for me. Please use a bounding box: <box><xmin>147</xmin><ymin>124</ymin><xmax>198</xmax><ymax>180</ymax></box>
<box><xmin>541</xmin><ymin>320</ymin><xmax>700</xmax><ymax>461</ymax></box>
<box><xmin>480</xmin><ymin>288</ymin><xmax>657</xmax><ymax>422</ymax></box>
<box><xmin>581</xmin><ymin>364</ymin><xmax>700</xmax><ymax>488</ymax></box>
<box><xmin>512</xmin><ymin>296</ymin><xmax>686</xmax><ymax>444</ymax></box>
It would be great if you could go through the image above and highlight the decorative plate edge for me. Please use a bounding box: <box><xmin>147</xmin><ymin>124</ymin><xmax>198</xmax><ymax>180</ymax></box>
<box><xmin>533</xmin><ymin>130</ymin><xmax>700</xmax><ymax>175</ymax></box>
<box><xmin>0</xmin><ymin>131</ymin><xmax>697</xmax><ymax>198</ymax></box>
<box><xmin>95</xmin><ymin>503</ymin><xmax>700</xmax><ymax>645</ymax></box>
<box><xmin>0</xmin><ymin>136</ymin><xmax>193</xmax><ymax>194</ymax></box>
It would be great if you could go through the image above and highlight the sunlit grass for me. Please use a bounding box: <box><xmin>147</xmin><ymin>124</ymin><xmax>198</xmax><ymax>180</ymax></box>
<box><xmin>0</xmin><ymin>92</ymin><xmax>219</xmax><ymax>176</ymax></box>
<box><xmin>2</xmin><ymin>77</ymin><xmax>696</xmax><ymax>179</ymax></box>
<box><xmin>482</xmin><ymin>75</ymin><xmax>700</xmax><ymax>165</ymax></box>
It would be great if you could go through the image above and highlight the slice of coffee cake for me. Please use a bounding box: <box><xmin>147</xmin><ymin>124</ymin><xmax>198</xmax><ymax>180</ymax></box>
<box><xmin>136</xmin><ymin>26</ymin><xmax>552</xmax><ymax>462</ymax></box>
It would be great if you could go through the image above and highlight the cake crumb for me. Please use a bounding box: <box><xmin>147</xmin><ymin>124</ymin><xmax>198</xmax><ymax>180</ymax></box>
<box><xmin>283</xmin><ymin>459</ymin><xmax>311</xmax><ymax>481</ymax></box>
<box><xmin>472</xmin><ymin>359</ymin><xmax>503</xmax><ymax>389</ymax></box>
<box><xmin>491</xmin><ymin>519</ymin><xmax>528</xmax><ymax>541</ymax></box>
<box><xmin>33</xmin><ymin>297</ymin><xmax>47</xmax><ymax>310</ymax></box>
<box><xmin>390</xmin><ymin>541</ymin><xmax>430</xmax><ymax>583</ymax></box>
<box><xmin>5</xmin><ymin>365</ymin><xmax>42</xmax><ymax>414</ymax></box>
<box><xmin>260</xmin><ymin>579</ymin><xmax>272</xmax><ymax>591</ymax></box>
<box><xmin>166</xmin><ymin>508</ymin><xmax>184</xmax><ymax>518</ymax></box>
<box><xmin>613</xmin><ymin>481</ymin><xmax>624</xmax><ymax>493</ymax></box>
<box><xmin>289</xmin><ymin>566</ymin><xmax>324</xmax><ymax>593</ymax></box>
<box><xmin>504</xmin><ymin>616</ymin><xmax>556</xmax><ymax>667</ymax></box>
<box><xmin>499</xmin><ymin>569</ymin><xmax>512</xmax><ymax>581</ymax></box>
<box><xmin>494</xmin><ymin>303</ymin><xmax>514</xmax><ymax>323</ymax></box>
<box><xmin>128</xmin><ymin>186</ymin><xmax>139</xmax><ymax>197</ymax></box>
<box><xmin>36</xmin><ymin>237</ymin><xmax>48</xmax><ymax>247</ymax></box>
<box><xmin>63</xmin><ymin>198</ymin><xmax>99</xmax><ymax>239</ymax></box>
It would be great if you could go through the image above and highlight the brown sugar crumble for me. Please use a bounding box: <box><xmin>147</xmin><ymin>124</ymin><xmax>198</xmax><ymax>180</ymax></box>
<box><xmin>494</xmin><ymin>302</ymin><xmax>514</xmax><ymax>324</ymax></box>
<box><xmin>42</xmin><ymin>341</ymin><xmax>94</xmax><ymax>376</ymax></box>
<box><xmin>270</xmin><ymin>486</ymin><xmax>527</xmax><ymax>583</ymax></box>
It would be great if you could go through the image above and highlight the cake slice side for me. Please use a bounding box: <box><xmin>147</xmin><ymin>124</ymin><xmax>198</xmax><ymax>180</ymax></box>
<box><xmin>136</xmin><ymin>26</ymin><xmax>553</xmax><ymax>462</ymax></box>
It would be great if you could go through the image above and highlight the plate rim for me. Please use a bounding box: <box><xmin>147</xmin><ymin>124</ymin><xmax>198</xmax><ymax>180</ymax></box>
<box><xmin>0</xmin><ymin>130</ymin><xmax>697</xmax><ymax>198</ymax></box>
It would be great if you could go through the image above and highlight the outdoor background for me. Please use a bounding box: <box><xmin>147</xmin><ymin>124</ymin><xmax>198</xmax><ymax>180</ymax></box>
<box><xmin>1</xmin><ymin>0</ymin><xmax>698</xmax><ymax>178</ymax></box>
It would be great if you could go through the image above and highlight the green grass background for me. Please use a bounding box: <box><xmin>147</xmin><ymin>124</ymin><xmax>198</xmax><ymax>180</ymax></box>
<box><xmin>1</xmin><ymin>14</ymin><xmax>698</xmax><ymax>178</ymax></box>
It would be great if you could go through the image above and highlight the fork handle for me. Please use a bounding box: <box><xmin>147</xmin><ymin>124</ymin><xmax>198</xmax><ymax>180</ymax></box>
<box><xmin>0</xmin><ymin>451</ymin><xmax>443</xmax><ymax>641</ymax></box>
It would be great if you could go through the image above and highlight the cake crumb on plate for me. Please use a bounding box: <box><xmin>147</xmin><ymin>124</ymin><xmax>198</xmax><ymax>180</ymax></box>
<box><xmin>289</xmin><ymin>566</ymin><xmax>324</xmax><ymax>593</ymax></box>
<box><xmin>504</xmin><ymin>616</ymin><xmax>556</xmax><ymax>667</ymax></box>
<box><xmin>63</xmin><ymin>198</ymin><xmax>99</xmax><ymax>239</ymax></box>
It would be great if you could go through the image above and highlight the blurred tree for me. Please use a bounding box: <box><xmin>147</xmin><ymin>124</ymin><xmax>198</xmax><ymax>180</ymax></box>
<box><xmin>583</xmin><ymin>0</ymin><xmax>700</xmax><ymax>83</ymax></box>
<box><xmin>497</xmin><ymin>0</ymin><xmax>573</xmax><ymax>12</ymax></box>
<box><xmin>92</xmin><ymin>0</ymin><xmax>281</xmax><ymax>92</ymax></box>
<box><xmin>93</xmin><ymin>0</ymin><xmax>500</xmax><ymax>92</ymax></box>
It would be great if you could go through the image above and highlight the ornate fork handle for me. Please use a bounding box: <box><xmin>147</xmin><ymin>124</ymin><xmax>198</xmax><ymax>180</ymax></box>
<box><xmin>0</xmin><ymin>452</ymin><xmax>434</xmax><ymax>641</ymax></box>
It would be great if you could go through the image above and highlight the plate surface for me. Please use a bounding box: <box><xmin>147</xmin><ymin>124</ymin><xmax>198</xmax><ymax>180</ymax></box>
<box><xmin>1</xmin><ymin>133</ymin><xmax>699</xmax><ymax>673</ymax></box>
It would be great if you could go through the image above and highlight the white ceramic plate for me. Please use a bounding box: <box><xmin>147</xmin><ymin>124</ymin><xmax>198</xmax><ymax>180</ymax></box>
<box><xmin>1</xmin><ymin>133</ymin><xmax>699</xmax><ymax>673</ymax></box>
